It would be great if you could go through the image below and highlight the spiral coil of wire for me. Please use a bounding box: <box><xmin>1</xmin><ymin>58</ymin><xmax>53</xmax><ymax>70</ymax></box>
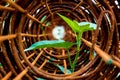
<box><xmin>0</xmin><ymin>0</ymin><xmax>120</xmax><ymax>80</ymax></box>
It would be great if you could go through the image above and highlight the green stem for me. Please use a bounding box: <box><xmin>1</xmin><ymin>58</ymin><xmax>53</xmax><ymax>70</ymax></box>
<box><xmin>72</xmin><ymin>32</ymin><xmax>83</xmax><ymax>72</ymax></box>
<box><xmin>67</xmin><ymin>49</ymin><xmax>73</xmax><ymax>72</ymax></box>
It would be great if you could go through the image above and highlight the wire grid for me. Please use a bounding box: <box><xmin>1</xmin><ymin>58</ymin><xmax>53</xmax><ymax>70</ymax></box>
<box><xmin>0</xmin><ymin>0</ymin><xmax>120</xmax><ymax>79</ymax></box>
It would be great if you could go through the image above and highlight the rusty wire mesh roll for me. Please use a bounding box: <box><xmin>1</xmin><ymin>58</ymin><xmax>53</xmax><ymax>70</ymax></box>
<box><xmin>0</xmin><ymin>0</ymin><xmax>120</xmax><ymax>80</ymax></box>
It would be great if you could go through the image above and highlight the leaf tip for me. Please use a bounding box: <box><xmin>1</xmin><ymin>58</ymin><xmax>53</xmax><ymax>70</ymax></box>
<box><xmin>24</xmin><ymin>48</ymin><xmax>32</xmax><ymax>52</ymax></box>
<box><xmin>57</xmin><ymin>13</ymin><xmax>60</xmax><ymax>15</ymax></box>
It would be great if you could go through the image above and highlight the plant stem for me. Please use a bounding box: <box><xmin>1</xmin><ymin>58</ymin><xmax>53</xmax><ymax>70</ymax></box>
<box><xmin>67</xmin><ymin>49</ymin><xmax>73</xmax><ymax>72</ymax></box>
<box><xmin>72</xmin><ymin>32</ymin><xmax>83</xmax><ymax>72</ymax></box>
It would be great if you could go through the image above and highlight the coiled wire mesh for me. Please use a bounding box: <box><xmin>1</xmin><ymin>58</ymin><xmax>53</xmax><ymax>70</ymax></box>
<box><xmin>0</xmin><ymin>0</ymin><xmax>120</xmax><ymax>80</ymax></box>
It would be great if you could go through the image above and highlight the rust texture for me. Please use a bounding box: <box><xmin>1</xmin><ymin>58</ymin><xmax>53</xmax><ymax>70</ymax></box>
<box><xmin>0</xmin><ymin>0</ymin><xmax>120</xmax><ymax>80</ymax></box>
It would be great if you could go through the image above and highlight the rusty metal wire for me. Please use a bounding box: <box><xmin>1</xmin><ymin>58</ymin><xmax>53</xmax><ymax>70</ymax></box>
<box><xmin>0</xmin><ymin>0</ymin><xmax>120</xmax><ymax>80</ymax></box>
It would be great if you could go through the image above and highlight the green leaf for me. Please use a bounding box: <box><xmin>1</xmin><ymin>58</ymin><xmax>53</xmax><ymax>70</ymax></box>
<box><xmin>40</xmin><ymin>15</ymin><xmax>46</xmax><ymax>22</ymax></box>
<box><xmin>57</xmin><ymin>13</ymin><xmax>80</xmax><ymax>33</ymax></box>
<box><xmin>56</xmin><ymin>64</ymin><xmax>72</xmax><ymax>74</ymax></box>
<box><xmin>40</xmin><ymin>15</ymin><xmax>51</xmax><ymax>26</ymax></box>
<box><xmin>47</xmin><ymin>57</ymin><xmax>56</xmax><ymax>62</ymax></box>
<box><xmin>79</xmin><ymin>24</ymin><xmax>92</xmax><ymax>32</ymax></box>
<box><xmin>24</xmin><ymin>40</ymin><xmax>74</xmax><ymax>51</ymax></box>
<box><xmin>57</xmin><ymin>13</ymin><xmax>97</xmax><ymax>72</ymax></box>
<box><xmin>36</xmin><ymin>78</ymin><xmax>46</xmax><ymax>80</ymax></box>
<box><xmin>93</xmin><ymin>51</ymin><xmax>97</xmax><ymax>57</ymax></box>
<box><xmin>79</xmin><ymin>22</ymin><xmax>97</xmax><ymax>30</ymax></box>
<box><xmin>0</xmin><ymin>62</ymin><xmax>2</xmax><ymax>67</ymax></box>
<box><xmin>46</xmin><ymin>22</ymin><xmax>50</xmax><ymax>26</ymax></box>
<box><xmin>78</xmin><ymin>22</ymin><xmax>97</xmax><ymax>32</ymax></box>
<box><xmin>48</xmin><ymin>58</ymin><xmax>72</xmax><ymax>74</ymax></box>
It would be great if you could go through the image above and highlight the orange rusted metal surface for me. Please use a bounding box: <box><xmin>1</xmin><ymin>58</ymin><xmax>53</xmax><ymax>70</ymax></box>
<box><xmin>0</xmin><ymin>0</ymin><xmax>120</xmax><ymax>79</ymax></box>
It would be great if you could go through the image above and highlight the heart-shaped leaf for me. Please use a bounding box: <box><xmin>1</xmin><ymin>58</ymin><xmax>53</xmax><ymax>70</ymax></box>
<box><xmin>24</xmin><ymin>40</ymin><xmax>74</xmax><ymax>51</ymax></box>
